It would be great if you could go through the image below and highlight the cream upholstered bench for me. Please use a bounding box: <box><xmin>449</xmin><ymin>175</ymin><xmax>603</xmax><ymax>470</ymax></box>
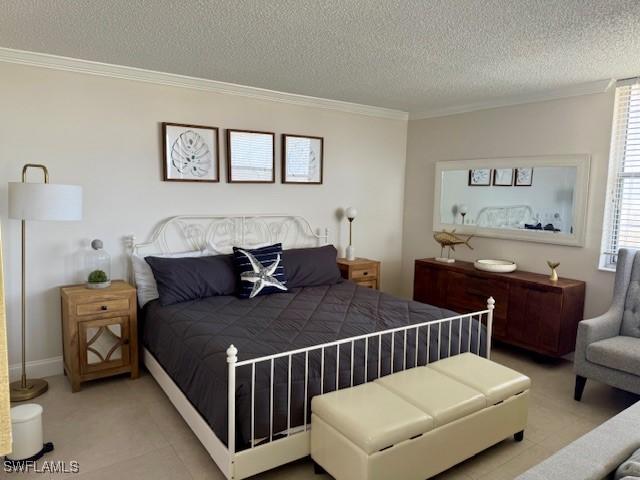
<box><xmin>310</xmin><ymin>353</ymin><xmax>530</xmax><ymax>480</ymax></box>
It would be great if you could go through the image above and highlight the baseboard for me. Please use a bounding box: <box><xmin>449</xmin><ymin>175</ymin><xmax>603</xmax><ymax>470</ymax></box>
<box><xmin>9</xmin><ymin>356</ymin><xmax>64</xmax><ymax>382</ymax></box>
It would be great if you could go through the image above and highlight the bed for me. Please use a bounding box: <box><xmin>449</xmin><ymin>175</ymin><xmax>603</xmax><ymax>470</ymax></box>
<box><xmin>129</xmin><ymin>214</ymin><xmax>494</xmax><ymax>479</ymax></box>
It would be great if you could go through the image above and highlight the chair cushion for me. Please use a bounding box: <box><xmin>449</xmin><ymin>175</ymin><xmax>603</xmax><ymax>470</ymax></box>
<box><xmin>622</xmin><ymin>255</ymin><xmax>640</xmax><ymax>337</ymax></box>
<box><xmin>429</xmin><ymin>353</ymin><xmax>531</xmax><ymax>405</ymax></box>
<box><xmin>586</xmin><ymin>336</ymin><xmax>640</xmax><ymax>376</ymax></box>
<box><xmin>376</xmin><ymin>366</ymin><xmax>486</xmax><ymax>427</ymax></box>
<box><xmin>311</xmin><ymin>382</ymin><xmax>433</xmax><ymax>454</ymax></box>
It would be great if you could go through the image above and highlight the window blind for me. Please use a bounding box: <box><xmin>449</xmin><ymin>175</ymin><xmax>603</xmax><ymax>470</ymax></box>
<box><xmin>229</xmin><ymin>132</ymin><xmax>273</xmax><ymax>181</ymax></box>
<box><xmin>601</xmin><ymin>78</ymin><xmax>640</xmax><ymax>269</ymax></box>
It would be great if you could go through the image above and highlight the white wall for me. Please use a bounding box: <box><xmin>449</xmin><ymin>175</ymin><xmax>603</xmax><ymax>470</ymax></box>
<box><xmin>402</xmin><ymin>92</ymin><xmax>616</xmax><ymax>319</ymax></box>
<box><xmin>0</xmin><ymin>62</ymin><xmax>408</xmax><ymax>372</ymax></box>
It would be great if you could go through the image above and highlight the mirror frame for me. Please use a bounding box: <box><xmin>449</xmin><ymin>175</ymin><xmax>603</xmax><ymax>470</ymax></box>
<box><xmin>433</xmin><ymin>154</ymin><xmax>591</xmax><ymax>247</ymax></box>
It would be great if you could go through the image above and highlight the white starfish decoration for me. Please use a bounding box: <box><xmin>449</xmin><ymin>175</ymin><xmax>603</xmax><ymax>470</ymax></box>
<box><xmin>237</xmin><ymin>249</ymin><xmax>287</xmax><ymax>298</ymax></box>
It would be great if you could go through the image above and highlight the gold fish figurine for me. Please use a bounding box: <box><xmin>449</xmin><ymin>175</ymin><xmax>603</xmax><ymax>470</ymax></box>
<box><xmin>433</xmin><ymin>229</ymin><xmax>473</xmax><ymax>261</ymax></box>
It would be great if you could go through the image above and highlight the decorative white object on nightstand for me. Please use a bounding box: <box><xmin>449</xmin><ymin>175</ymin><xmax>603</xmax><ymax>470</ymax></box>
<box><xmin>85</xmin><ymin>239</ymin><xmax>112</xmax><ymax>289</ymax></box>
<box><xmin>345</xmin><ymin>206</ymin><xmax>357</xmax><ymax>261</ymax></box>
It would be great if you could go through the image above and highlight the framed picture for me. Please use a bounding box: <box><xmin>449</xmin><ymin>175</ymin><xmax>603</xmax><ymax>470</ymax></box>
<box><xmin>493</xmin><ymin>168</ymin><xmax>514</xmax><ymax>186</ymax></box>
<box><xmin>468</xmin><ymin>168</ymin><xmax>492</xmax><ymax>186</ymax></box>
<box><xmin>226</xmin><ymin>129</ymin><xmax>275</xmax><ymax>183</ymax></box>
<box><xmin>162</xmin><ymin>123</ymin><xmax>219</xmax><ymax>182</ymax></box>
<box><xmin>515</xmin><ymin>168</ymin><xmax>534</xmax><ymax>186</ymax></box>
<box><xmin>282</xmin><ymin>134</ymin><xmax>324</xmax><ymax>184</ymax></box>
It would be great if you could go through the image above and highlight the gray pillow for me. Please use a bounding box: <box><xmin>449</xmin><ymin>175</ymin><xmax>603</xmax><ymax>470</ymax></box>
<box><xmin>282</xmin><ymin>245</ymin><xmax>343</xmax><ymax>288</ymax></box>
<box><xmin>145</xmin><ymin>254</ymin><xmax>236</xmax><ymax>306</ymax></box>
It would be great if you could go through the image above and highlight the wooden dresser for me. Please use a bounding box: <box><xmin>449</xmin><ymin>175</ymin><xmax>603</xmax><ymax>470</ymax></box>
<box><xmin>413</xmin><ymin>258</ymin><xmax>585</xmax><ymax>357</ymax></box>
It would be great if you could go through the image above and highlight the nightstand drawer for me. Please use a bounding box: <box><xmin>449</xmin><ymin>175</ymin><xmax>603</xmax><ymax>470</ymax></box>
<box><xmin>351</xmin><ymin>266</ymin><xmax>377</xmax><ymax>279</ymax></box>
<box><xmin>357</xmin><ymin>280</ymin><xmax>377</xmax><ymax>289</ymax></box>
<box><xmin>76</xmin><ymin>298</ymin><xmax>130</xmax><ymax>316</ymax></box>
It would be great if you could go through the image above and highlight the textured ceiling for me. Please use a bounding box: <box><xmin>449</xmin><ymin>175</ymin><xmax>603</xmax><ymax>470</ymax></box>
<box><xmin>2</xmin><ymin>0</ymin><xmax>640</xmax><ymax>114</ymax></box>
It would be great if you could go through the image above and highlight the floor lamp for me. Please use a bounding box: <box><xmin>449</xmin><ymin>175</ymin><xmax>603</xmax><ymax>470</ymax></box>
<box><xmin>8</xmin><ymin>164</ymin><xmax>82</xmax><ymax>402</ymax></box>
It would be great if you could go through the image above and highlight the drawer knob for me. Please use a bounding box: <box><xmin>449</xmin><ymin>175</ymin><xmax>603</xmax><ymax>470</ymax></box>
<box><xmin>363</xmin><ymin>272</ymin><xmax>368</xmax><ymax>276</ymax></box>
<box><xmin>100</xmin><ymin>305</ymin><xmax>108</xmax><ymax>311</ymax></box>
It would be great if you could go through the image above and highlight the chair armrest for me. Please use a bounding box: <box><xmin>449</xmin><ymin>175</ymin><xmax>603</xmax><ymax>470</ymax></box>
<box><xmin>575</xmin><ymin>310</ymin><xmax>621</xmax><ymax>360</ymax></box>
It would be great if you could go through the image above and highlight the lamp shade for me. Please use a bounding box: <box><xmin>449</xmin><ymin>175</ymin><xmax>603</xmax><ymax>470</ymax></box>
<box><xmin>9</xmin><ymin>183</ymin><xmax>82</xmax><ymax>221</ymax></box>
<box><xmin>345</xmin><ymin>207</ymin><xmax>358</xmax><ymax>220</ymax></box>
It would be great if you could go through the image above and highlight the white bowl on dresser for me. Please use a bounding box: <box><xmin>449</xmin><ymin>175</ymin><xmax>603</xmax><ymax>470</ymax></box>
<box><xmin>473</xmin><ymin>259</ymin><xmax>517</xmax><ymax>273</ymax></box>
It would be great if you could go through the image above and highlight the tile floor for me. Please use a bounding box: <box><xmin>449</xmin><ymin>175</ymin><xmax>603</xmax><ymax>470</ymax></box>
<box><xmin>6</xmin><ymin>345</ymin><xmax>639</xmax><ymax>479</ymax></box>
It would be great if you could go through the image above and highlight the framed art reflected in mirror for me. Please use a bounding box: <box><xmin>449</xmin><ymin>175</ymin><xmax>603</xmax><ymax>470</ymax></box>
<box><xmin>282</xmin><ymin>134</ymin><xmax>323</xmax><ymax>184</ymax></box>
<box><xmin>162</xmin><ymin>123</ymin><xmax>220</xmax><ymax>182</ymax></box>
<box><xmin>226</xmin><ymin>129</ymin><xmax>275</xmax><ymax>183</ymax></box>
<box><xmin>468</xmin><ymin>168</ymin><xmax>491</xmax><ymax>186</ymax></box>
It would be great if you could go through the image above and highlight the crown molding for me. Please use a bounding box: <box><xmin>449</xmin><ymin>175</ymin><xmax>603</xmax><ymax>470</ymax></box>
<box><xmin>409</xmin><ymin>78</ymin><xmax>615</xmax><ymax>120</ymax></box>
<box><xmin>0</xmin><ymin>47</ymin><xmax>409</xmax><ymax>121</ymax></box>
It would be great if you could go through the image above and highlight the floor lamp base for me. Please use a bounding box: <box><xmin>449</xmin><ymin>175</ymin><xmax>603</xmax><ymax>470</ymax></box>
<box><xmin>10</xmin><ymin>378</ymin><xmax>48</xmax><ymax>402</ymax></box>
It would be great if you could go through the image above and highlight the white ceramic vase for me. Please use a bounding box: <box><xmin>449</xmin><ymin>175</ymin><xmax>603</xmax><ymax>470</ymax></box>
<box><xmin>346</xmin><ymin>245</ymin><xmax>356</xmax><ymax>261</ymax></box>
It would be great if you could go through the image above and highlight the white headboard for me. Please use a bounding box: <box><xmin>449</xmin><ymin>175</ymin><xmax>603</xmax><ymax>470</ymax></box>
<box><xmin>128</xmin><ymin>214</ymin><xmax>329</xmax><ymax>258</ymax></box>
<box><xmin>475</xmin><ymin>205</ymin><xmax>535</xmax><ymax>229</ymax></box>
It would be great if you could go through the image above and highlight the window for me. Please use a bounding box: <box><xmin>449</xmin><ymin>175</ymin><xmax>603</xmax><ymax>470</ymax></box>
<box><xmin>601</xmin><ymin>78</ymin><xmax>640</xmax><ymax>269</ymax></box>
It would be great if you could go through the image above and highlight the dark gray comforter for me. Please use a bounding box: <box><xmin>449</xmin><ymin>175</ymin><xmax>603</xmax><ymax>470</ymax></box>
<box><xmin>142</xmin><ymin>281</ymin><xmax>486</xmax><ymax>449</ymax></box>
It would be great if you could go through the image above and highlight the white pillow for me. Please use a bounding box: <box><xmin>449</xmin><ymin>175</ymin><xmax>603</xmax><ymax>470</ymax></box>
<box><xmin>132</xmin><ymin>250</ymin><xmax>207</xmax><ymax>307</ymax></box>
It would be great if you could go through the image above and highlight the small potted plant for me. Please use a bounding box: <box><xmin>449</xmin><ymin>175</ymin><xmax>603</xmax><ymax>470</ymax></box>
<box><xmin>85</xmin><ymin>239</ymin><xmax>111</xmax><ymax>289</ymax></box>
<box><xmin>87</xmin><ymin>269</ymin><xmax>110</xmax><ymax>289</ymax></box>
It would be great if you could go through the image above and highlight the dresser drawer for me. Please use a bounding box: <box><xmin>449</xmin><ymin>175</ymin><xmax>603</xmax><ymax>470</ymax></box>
<box><xmin>447</xmin><ymin>273</ymin><xmax>508</xmax><ymax>308</ymax></box>
<box><xmin>76</xmin><ymin>298</ymin><xmax>130</xmax><ymax>316</ymax></box>
<box><xmin>356</xmin><ymin>279</ymin><xmax>377</xmax><ymax>289</ymax></box>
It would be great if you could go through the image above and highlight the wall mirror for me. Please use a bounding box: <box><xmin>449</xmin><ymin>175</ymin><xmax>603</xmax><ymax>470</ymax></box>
<box><xmin>433</xmin><ymin>155</ymin><xmax>591</xmax><ymax>246</ymax></box>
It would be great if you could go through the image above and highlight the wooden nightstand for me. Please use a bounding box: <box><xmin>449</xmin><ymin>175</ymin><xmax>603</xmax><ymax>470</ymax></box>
<box><xmin>337</xmin><ymin>258</ymin><xmax>381</xmax><ymax>289</ymax></box>
<box><xmin>60</xmin><ymin>280</ymin><xmax>138</xmax><ymax>392</ymax></box>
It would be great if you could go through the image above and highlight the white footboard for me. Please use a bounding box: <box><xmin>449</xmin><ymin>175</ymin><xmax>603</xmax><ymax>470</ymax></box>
<box><xmin>224</xmin><ymin>297</ymin><xmax>495</xmax><ymax>479</ymax></box>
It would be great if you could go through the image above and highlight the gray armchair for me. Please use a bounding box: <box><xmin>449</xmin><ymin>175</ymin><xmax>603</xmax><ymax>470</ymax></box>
<box><xmin>574</xmin><ymin>248</ymin><xmax>640</xmax><ymax>401</ymax></box>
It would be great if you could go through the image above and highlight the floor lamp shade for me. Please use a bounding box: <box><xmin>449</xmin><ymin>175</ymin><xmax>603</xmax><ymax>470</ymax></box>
<box><xmin>9</xmin><ymin>165</ymin><xmax>82</xmax><ymax>402</ymax></box>
<box><xmin>9</xmin><ymin>183</ymin><xmax>83</xmax><ymax>221</ymax></box>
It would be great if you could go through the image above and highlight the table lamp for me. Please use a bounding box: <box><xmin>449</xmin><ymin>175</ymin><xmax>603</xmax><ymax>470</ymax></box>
<box><xmin>345</xmin><ymin>207</ymin><xmax>357</xmax><ymax>261</ymax></box>
<box><xmin>8</xmin><ymin>164</ymin><xmax>82</xmax><ymax>401</ymax></box>
<box><xmin>459</xmin><ymin>204</ymin><xmax>468</xmax><ymax>224</ymax></box>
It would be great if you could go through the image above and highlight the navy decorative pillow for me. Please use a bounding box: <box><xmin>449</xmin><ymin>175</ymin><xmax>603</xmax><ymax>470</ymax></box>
<box><xmin>233</xmin><ymin>243</ymin><xmax>288</xmax><ymax>298</ymax></box>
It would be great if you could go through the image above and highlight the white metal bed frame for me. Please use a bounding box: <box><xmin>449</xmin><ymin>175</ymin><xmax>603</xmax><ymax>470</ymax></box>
<box><xmin>128</xmin><ymin>214</ymin><xmax>494</xmax><ymax>479</ymax></box>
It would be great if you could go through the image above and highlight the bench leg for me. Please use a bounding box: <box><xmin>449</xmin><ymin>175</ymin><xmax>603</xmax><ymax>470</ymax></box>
<box><xmin>514</xmin><ymin>430</ymin><xmax>524</xmax><ymax>442</ymax></box>
<box><xmin>313</xmin><ymin>461</ymin><xmax>327</xmax><ymax>475</ymax></box>
<box><xmin>574</xmin><ymin>375</ymin><xmax>587</xmax><ymax>401</ymax></box>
